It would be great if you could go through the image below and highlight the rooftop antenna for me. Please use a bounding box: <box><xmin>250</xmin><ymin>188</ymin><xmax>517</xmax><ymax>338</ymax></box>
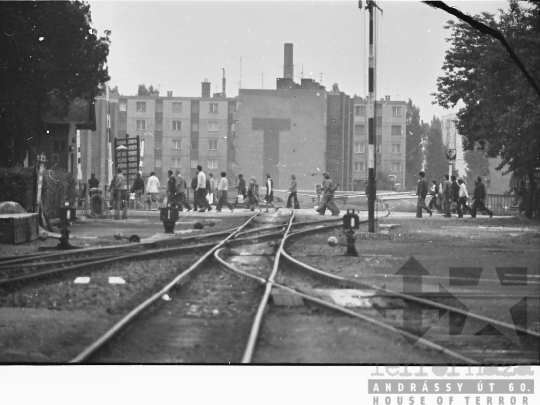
<box><xmin>232</xmin><ymin>56</ymin><xmax>252</xmax><ymax>90</ymax></box>
<box><xmin>319</xmin><ymin>73</ymin><xmax>325</xmax><ymax>83</ymax></box>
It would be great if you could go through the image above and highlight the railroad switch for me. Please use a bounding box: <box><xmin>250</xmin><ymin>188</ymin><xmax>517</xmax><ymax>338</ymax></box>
<box><xmin>342</xmin><ymin>209</ymin><xmax>360</xmax><ymax>256</ymax></box>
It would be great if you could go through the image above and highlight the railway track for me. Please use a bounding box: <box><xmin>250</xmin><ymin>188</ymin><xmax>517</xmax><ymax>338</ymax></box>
<box><xmin>214</xmin><ymin>221</ymin><xmax>540</xmax><ymax>364</ymax></box>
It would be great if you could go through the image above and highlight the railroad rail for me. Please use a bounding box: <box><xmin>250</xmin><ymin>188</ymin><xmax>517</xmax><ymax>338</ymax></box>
<box><xmin>214</xmin><ymin>220</ymin><xmax>539</xmax><ymax>364</ymax></box>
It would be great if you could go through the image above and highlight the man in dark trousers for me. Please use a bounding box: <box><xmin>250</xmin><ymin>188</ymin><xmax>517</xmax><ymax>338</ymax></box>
<box><xmin>191</xmin><ymin>174</ymin><xmax>198</xmax><ymax>211</ymax></box>
<box><xmin>130</xmin><ymin>172</ymin><xmax>145</xmax><ymax>210</ymax></box>
<box><xmin>166</xmin><ymin>170</ymin><xmax>180</xmax><ymax>208</ymax></box>
<box><xmin>286</xmin><ymin>174</ymin><xmax>300</xmax><ymax>209</ymax></box>
<box><xmin>176</xmin><ymin>170</ymin><xmax>192</xmax><ymax>211</ymax></box>
<box><xmin>234</xmin><ymin>174</ymin><xmax>247</xmax><ymax>207</ymax></box>
<box><xmin>450</xmin><ymin>175</ymin><xmax>460</xmax><ymax>214</ymax></box>
<box><xmin>316</xmin><ymin>173</ymin><xmax>340</xmax><ymax>216</ymax></box>
<box><xmin>471</xmin><ymin>176</ymin><xmax>493</xmax><ymax>218</ymax></box>
<box><xmin>416</xmin><ymin>171</ymin><xmax>433</xmax><ymax>218</ymax></box>
<box><xmin>442</xmin><ymin>174</ymin><xmax>452</xmax><ymax>218</ymax></box>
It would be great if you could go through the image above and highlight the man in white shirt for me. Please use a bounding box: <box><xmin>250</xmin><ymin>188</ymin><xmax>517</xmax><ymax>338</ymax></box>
<box><xmin>215</xmin><ymin>172</ymin><xmax>235</xmax><ymax>212</ymax></box>
<box><xmin>457</xmin><ymin>178</ymin><xmax>472</xmax><ymax>218</ymax></box>
<box><xmin>195</xmin><ymin>165</ymin><xmax>212</xmax><ymax>212</ymax></box>
<box><xmin>264</xmin><ymin>173</ymin><xmax>277</xmax><ymax>213</ymax></box>
<box><xmin>146</xmin><ymin>171</ymin><xmax>160</xmax><ymax>211</ymax></box>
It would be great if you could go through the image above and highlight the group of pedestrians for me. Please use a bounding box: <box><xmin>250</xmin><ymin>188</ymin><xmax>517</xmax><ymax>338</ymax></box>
<box><xmin>417</xmin><ymin>171</ymin><xmax>493</xmax><ymax>219</ymax></box>
<box><xmin>101</xmin><ymin>167</ymin><xmax>308</xmax><ymax>214</ymax></box>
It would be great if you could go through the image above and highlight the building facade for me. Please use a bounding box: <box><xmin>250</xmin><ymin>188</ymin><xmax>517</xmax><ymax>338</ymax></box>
<box><xmin>80</xmin><ymin>84</ymin><xmax>237</xmax><ymax>189</ymax></box>
<box><xmin>351</xmin><ymin>96</ymin><xmax>407</xmax><ymax>191</ymax></box>
<box><xmin>235</xmin><ymin>88</ymin><xmax>327</xmax><ymax>191</ymax></box>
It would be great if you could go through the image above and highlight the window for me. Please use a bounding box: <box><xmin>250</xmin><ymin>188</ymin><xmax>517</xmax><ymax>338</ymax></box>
<box><xmin>172</xmin><ymin>139</ymin><xmax>182</xmax><ymax>149</ymax></box>
<box><xmin>191</xmin><ymin>140</ymin><xmax>198</xmax><ymax>150</ymax></box>
<box><xmin>136</xmin><ymin>102</ymin><xmax>146</xmax><ymax>113</ymax></box>
<box><xmin>355</xmin><ymin>125</ymin><xmax>365</xmax><ymax>136</ymax></box>
<box><xmin>355</xmin><ymin>106</ymin><xmax>366</xmax><ymax>116</ymax></box>
<box><xmin>140</xmin><ymin>160</ymin><xmax>145</xmax><ymax>167</ymax></box>
<box><xmin>208</xmin><ymin>140</ymin><xmax>218</xmax><ymax>150</ymax></box>
<box><xmin>391</xmin><ymin>125</ymin><xmax>401</xmax><ymax>136</ymax></box>
<box><xmin>208</xmin><ymin>122</ymin><xmax>219</xmax><ymax>132</ymax></box>
<box><xmin>376</xmin><ymin>126</ymin><xmax>382</xmax><ymax>136</ymax></box>
<box><xmin>354</xmin><ymin>142</ymin><xmax>365</xmax><ymax>153</ymax></box>
<box><xmin>376</xmin><ymin>144</ymin><xmax>382</xmax><ymax>154</ymax></box>
<box><xmin>155</xmin><ymin>158</ymin><xmax>162</xmax><ymax>168</ymax></box>
<box><xmin>192</xmin><ymin>103</ymin><xmax>199</xmax><ymax>114</ymax></box>
<box><xmin>172</xmin><ymin>121</ymin><xmax>181</xmax><ymax>131</ymax></box>
<box><xmin>228</xmin><ymin>122</ymin><xmax>236</xmax><ymax>132</ymax></box>
<box><xmin>191</xmin><ymin>122</ymin><xmax>199</xmax><ymax>131</ymax></box>
<box><xmin>190</xmin><ymin>159</ymin><xmax>198</xmax><ymax>169</ymax></box>
<box><xmin>119</xmin><ymin>101</ymin><xmax>127</xmax><ymax>112</ymax></box>
<box><xmin>155</xmin><ymin>121</ymin><xmax>163</xmax><ymax>130</ymax></box>
<box><xmin>375</xmin><ymin>104</ymin><xmax>382</xmax><ymax>116</ymax></box>
<box><xmin>172</xmin><ymin>158</ymin><xmax>181</xmax><ymax>168</ymax></box>
<box><xmin>172</xmin><ymin>102</ymin><xmax>182</xmax><ymax>113</ymax></box>
<box><xmin>137</xmin><ymin>120</ymin><xmax>145</xmax><ymax>130</ymax></box>
<box><xmin>208</xmin><ymin>159</ymin><xmax>218</xmax><ymax>169</ymax></box>
<box><xmin>354</xmin><ymin>162</ymin><xmax>365</xmax><ymax>172</ymax></box>
<box><xmin>228</xmin><ymin>103</ymin><xmax>237</xmax><ymax>113</ymax></box>
<box><xmin>391</xmin><ymin>162</ymin><xmax>402</xmax><ymax>172</ymax></box>
<box><xmin>391</xmin><ymin>144</ymin><xmax>401</xmax><ymax>154</ymax></box>
<box><xmin>392</xmin><ymin>106</ymin><xmax>402</xmax><ymax>117</ymax></box>
<box><xmin>209</xmin><ymin>103</ymin><xmax>219</xmax><ymax>113</ymax></box>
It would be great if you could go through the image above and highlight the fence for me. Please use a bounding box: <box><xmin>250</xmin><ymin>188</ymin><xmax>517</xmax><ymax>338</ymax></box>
<box><xmin>484</xmin><ymin>194</ymin><xmax>519</xmax><ymax>217</ymax></box>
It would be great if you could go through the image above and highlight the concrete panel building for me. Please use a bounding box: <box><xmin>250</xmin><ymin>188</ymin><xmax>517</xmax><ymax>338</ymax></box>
<box><xmin>351</xmin><ymin>96</ymin><xmax>407</xmax><ymax>191</ymax></box>
<box><xmin>235</xmin><ymin>88</ymin><xmax>327</xmax><ymax>191</ymax></box>
<box><xmin>80</xmin><ymin>83</ymin><xmax>237</xmax><ymax>189</ymax></box>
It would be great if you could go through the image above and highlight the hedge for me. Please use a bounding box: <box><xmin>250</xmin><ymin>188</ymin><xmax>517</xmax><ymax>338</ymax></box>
<box><xmin>0</xmin><ymin>166</ymin><xmax>76</xmax><ymax>219</ymax></box>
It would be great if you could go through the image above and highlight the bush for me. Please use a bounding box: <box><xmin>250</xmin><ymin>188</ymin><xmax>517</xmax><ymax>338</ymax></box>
<box><xmin>0</xmin><ymin>166</ymin><xmax>75</xmax><ymax>219</ymax></box>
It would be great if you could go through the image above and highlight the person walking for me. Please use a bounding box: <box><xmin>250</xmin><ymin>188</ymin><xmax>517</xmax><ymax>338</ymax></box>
<box><xmin>428</xmin><ymin>180</ymin><xmax>439</xmax><ymax>211</ymax></box>
<box><xmin>146</xmin><ymin>171</ymin><xmax>160</xmax><ymax>211</ymax></box>
<box><xmin>130</xmin><ymin>172</ymin><xmax>145</xmax><ymax>210</ymax></box>
<box><xmin>215</xmin><ymin>172</ymin><xmax>235</xmax><ymax>213</ymax></box>
<box><xmin>442</xmin><ymin>174</ymin><xmax>452</xmax><ymax>218</ymax></box>
<box><xmin>234</xmin><ymin>174</ymin><xmax>247</xmax><ymax>207</ymax></box>
<box><xmin>416</xmin><ymin>171</ymin><xmax>433</xmax><ymax>218</ymax></box>
<box><xmin>264</xmin><ymin>173</ymin><xmax>277</xmax><ymax>213</ymax></box>
<box><xmin>111</xmin><ymin>167</ymin><xmax>125</xmax><ymax>219</ymax></box>
<box><xmin>457</xmin><ymin>178</ymin><xmax>472</xmax><ymax>217</ymax></box>
<box><xmin>195</xmin><ymin>165</ymin><xmax>212</xmax><ymax>212</ymax></box>
<box><xmin>451</xmin><ymin>175</ymin><xmax>460</xmax><ymax>214</ymax></box>
<box><xmin>176</xmin><ymin>171</ymin><xmax>192</xmax><ymax>211</ymax></box>
<box><xmin>286</xmin><ymin>174</ymin><xmax>300</xmax><ymax>209</ymax></box>
<box><xmin>166</xmin><ymin>170</ymin><xmax>180</xmax><ymax>208</ymax></box>
<box><xmin>471</xmin><ymin>176</ymin><xmax>493</xmax><ymax>218</ymax></box>
<box><xmin>247</xmin><ymin>177</ymin><xmax>260</xmax><ymax>211</ymax></box>
<box><xmin>191</xmin><ymin>175</ymin><xmax>198</xmax><ymax>211</ymax></box>
<box><xmin>316</xmin><ymin>173</ymin><xmax>340</xmax><ymax>216</ymax></box>
<box><xmin>208</xmin><ymin>173</ymin><xmax>218</xmax><ymax>205</ymax></box>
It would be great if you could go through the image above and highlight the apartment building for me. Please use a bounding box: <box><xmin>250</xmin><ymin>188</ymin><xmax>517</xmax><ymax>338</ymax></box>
<box><xmin>80</xmin><ymin>84</ymin><xmax>237</xmax><ymax>188</ymax></box>
<box><xmin>351</xmin><ymin>96</ymin><xmax>407</xmax><ymax>191</ymax></box>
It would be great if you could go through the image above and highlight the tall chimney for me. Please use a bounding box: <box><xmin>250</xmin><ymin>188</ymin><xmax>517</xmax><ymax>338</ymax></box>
<box><xmin>222</xmin><ymin>68</ymin><xmax>226</xmax><ymax>97</ymax></box>
<box><xmin>284</xmin><ymin>43</ymin><xmax>294</xmax><ymax>79</ymax></box>
<box><xmin>201</xmin><ymin>79</ymin><xmax>211</xmax><ymax>98</ymax></box>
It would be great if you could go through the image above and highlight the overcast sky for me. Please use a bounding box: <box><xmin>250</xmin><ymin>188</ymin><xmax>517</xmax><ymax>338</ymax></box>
<box><xmin>87</xmin><ymin>0</ymin><xmax>509</xmax><ymax>123</ymax></box>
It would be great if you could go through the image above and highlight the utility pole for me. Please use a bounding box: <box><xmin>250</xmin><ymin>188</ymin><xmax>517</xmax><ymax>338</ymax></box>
<box><xmin>364</xmin><ymin>0</ymin><xmax>382</xmax><ymax>233</ymax></box>
<box><xmin>232</xmin><ymin>56</ymin><xmax>252</xmax><ymax>90</ymax></box>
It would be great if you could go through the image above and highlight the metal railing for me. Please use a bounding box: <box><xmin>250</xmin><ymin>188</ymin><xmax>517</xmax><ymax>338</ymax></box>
<box><xmin>484</xmin><ymin>194</ymin><xmax>519</xmax><ymax>216</ymax></box>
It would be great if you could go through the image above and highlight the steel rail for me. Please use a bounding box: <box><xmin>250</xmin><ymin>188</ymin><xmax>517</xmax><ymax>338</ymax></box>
<box><xmin>69</xmin><ymin>210</ymin><xmax>261</xmax><ymax>363</ymax></box>
<box><xmin>213</xmin><ymin>247</ymin><xmax>478</xmax><ymax>365</ymax></box>
<box><xmin>241</xmin><ymin>209</ymin><xmax>296</xmax><ymax>363</ymax></box>
<box><xmin>280</xmin><ymin>251</ymin><xmax>540</xmax><ymax>339</ymax></box>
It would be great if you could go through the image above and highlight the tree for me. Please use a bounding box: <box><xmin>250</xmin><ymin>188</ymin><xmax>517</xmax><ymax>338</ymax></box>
<box><xmin>434</xmin><ymin>0</ymin><xmax>540</xmax><ymax>217</ymax></box>
<box><xmin>0</xmin><ymin>1</ymin><xmax>110</xmax><ymax>167</ymax></box>
<box><xmin>138</xmin><ymin>84</ymin><xmax>159</xmax><ymax>96</ymax></box>
<box><xmin>463</xmin><ymin>148</ymin><xmax>490</xmax><ymax>185</ymax></box>
<box><xmin>405</xmin><ymin>99</ymin><xmax>425</xmax><ymax>190</ymax></box>
<box><xmin>424</xmin><ymin>116</ymin><xmax>448</xmax><ymax>180</ymax></box>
